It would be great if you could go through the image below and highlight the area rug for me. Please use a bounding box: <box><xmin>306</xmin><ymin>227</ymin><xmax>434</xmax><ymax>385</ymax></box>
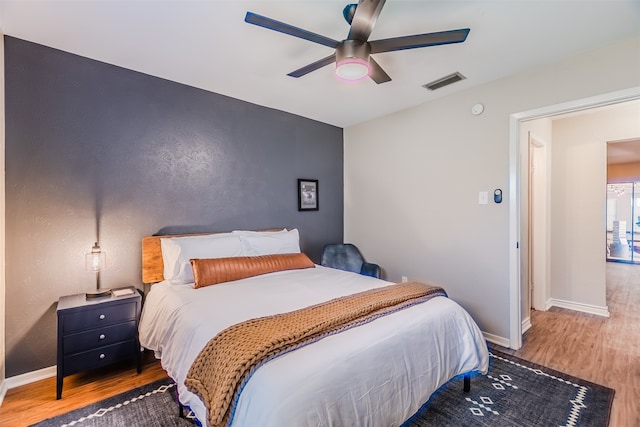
<box><xmin>29</xmin><ymin>379</ymin><xmax>197</xmax><ymax>427</ymax></box>
<box><xmin>404</xmin><ymin>350</ymin><xmax>614</xmax><ymax>427</ymax></box>
<box><xmin>31</xmin><ymin>350</ymin><xmax>613</xmax><ymax>427</ymax></box>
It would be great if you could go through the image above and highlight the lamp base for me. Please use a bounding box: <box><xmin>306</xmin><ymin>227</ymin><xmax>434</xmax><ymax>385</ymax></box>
<box><xmin>86</xmin><ymin>288</ymin><xmax>112</xmax><ymax>299</ymax></box>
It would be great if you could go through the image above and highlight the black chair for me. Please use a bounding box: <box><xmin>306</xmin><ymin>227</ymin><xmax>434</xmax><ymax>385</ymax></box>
<box><xmin>320</xmin><ymin>243</ymin><xmax>381</xmax><ymax>279</ymax></box>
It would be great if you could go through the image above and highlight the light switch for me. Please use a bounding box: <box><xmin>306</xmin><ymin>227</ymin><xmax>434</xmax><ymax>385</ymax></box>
<box><xmin>479</xmin><ymin>191</ymin><xmax>488</xmax><ymax>205</ymax></box>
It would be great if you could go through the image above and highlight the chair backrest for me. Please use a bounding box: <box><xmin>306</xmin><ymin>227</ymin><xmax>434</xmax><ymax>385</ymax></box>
<box><xmin>321</xmin><ymin>243</ymin><xmax>364</xmax><ymax>274</ymax></box>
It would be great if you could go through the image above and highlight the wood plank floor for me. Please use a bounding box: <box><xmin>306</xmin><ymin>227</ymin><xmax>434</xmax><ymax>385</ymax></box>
<box><xmin>0</xmin><ymin>351</ymin><xmax>169</xmax><ymax>426</ymax></box>
<box><xmin>498</xmin><ymin>261</ymin><xmax>640</xmax><ymax>426</ymax></box>
<box><xmin>0</xmin><ymin>261</ymin><xmax>637</xmax><ymax>426</ymax></box>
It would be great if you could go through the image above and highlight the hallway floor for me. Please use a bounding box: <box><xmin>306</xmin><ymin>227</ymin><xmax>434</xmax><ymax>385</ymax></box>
<box><xmin>498</xmin><ymin>261</ymin><xmax>640</xmax><ymax>426</ymax></box>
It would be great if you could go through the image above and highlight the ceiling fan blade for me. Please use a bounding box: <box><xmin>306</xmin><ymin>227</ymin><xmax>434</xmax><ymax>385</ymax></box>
<box><xmin>347</xmin><ymin>0</ymin><xmax>386</xmax><ymax>42</ymax></box>
<box><xmin>369</xmin><ymin>28</ymin><xmax>470</xmax><ymax>54</ymax></box>
<box><xmin>368</xmin><ymin>57</ymin><xmax>391</xmax><ymax>84</ymax></box>
<box><xmin>287</xmin><ymin>54</ymin><xmax>337</xmax><ymax>78</ymax></box>
<box><xmin>245</xmin><ymin>11</ymin><xmax>340</xmax><ymax>49</ymax></box>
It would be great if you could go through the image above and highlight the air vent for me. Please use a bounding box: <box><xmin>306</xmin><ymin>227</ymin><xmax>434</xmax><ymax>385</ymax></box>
<box><xmin>422</xmin><ymin>72</ymin><xmax>466</xmax><ymax>91</ymax></box>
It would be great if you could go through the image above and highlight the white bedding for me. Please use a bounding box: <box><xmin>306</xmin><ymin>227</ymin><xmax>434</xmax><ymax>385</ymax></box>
<box><xmin>139</xmin><ymin>265</ymin><xmax>489</xmax><ymax>427</ymax></box>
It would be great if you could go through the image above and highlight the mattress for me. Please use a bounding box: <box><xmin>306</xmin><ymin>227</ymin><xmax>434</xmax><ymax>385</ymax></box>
<box><xmin>139</xmin><ymin>265</ymin><xmax>489</xmax><ymax>426</ymax></box>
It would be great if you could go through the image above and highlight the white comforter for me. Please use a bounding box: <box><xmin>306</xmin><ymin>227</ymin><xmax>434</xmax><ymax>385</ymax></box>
<box><xmin>139</xmin><ymin>265</ymin><xmax>488</xmax><ymax>427</ymax></box>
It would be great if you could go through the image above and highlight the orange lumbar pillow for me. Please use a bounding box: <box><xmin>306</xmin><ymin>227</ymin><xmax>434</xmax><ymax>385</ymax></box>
<box><xmin>190</xmin><ymin>253</ymin><xmax>315</xmax><ymax>289</ymax></box>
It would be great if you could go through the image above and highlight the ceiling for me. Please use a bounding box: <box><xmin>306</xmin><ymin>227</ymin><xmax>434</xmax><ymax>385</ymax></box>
<box><xmin>1</xmin><ymin>1</ymin><xmax>639</xmax><ymax>128</ymax></box>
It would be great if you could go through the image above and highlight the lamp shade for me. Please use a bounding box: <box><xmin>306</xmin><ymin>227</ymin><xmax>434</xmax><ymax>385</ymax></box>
<box><xmin>336</xmin><ymin>58</ymin><xmax>370</xmax><ymax>81</ymax></box>
<box><xmin>85</xmin><ymin>242</ymin><xmax>106</xmax><ymax>272</ymax></box>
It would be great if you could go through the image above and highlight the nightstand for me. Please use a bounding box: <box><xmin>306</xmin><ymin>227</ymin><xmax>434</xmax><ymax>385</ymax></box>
<box><xmin>56</xmin><ymin>286</ymin><xmax>142</xmax><ymax>399</ymax></box>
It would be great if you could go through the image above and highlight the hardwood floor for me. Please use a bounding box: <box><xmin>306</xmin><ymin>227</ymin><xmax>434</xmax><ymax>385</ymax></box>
<box><xmin>0</xmin><ymin>351</ymin><xmax>168</xmax><ymax>426</ymax></box>
<box><xmin>498</xmin><ymin>261</ymin><xmax>640</xmax><ymax>426</ymax></box>
<box><xmin>0</xmin><ymin>261</ymin><xmax>637</xmax><ymax>426</ymax></box>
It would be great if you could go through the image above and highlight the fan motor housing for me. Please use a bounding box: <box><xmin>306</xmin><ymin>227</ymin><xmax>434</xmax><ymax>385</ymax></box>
<box><xmin>336</xmin><ymin>39</ymin><xmax>371</xmax><ymax>63</ymax></box>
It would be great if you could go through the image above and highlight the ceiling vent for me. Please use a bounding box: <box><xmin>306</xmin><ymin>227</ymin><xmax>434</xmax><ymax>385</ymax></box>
<box><xmin>423</xmin><ymin>72</ymin><xmax>466</xmax><ymax>91</ymax></box>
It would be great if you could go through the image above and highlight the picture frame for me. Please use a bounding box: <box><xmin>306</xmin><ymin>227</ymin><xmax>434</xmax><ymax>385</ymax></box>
<box><xmin>298</xmin><ymin>179</ymin><xmax>319</xmax><ymax>211</ymax></box>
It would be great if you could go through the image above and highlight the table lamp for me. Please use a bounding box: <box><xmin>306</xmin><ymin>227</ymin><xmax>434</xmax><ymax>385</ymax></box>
<box><xmin>85</xmin><ymin>242</ymin><xmax>110</xmax><ymax>298</ymax></box>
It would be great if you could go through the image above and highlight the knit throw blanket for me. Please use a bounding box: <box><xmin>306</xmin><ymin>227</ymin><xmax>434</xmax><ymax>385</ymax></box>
<box><xmin>185</xmin><ymin>281</ymin><xmax>447</xmax><ymax>427</ymax></box>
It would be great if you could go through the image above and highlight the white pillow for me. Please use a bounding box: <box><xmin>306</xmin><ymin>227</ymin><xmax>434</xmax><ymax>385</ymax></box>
<box><xmin>160</xmin><ymin>233</ymin><xmax>243</xmax><ymax>284</ymax></box>
<box><xmin>231</xmin><ymin>228</ymin><xmax>288</xmax><ymax>237</ymax></box>
<box><xmin>232</xmin><ymin>228</ymin><xmax>301</xmax><ymax>256</ymax></box>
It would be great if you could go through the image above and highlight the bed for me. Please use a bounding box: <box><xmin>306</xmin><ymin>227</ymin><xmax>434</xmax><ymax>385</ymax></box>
<box><xmin>138</xmin><ymin>229</ymin><xmax>489</xmax><ymax>427</ymax></box>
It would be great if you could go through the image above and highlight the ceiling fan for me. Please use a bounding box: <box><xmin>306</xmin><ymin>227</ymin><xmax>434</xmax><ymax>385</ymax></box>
<box><xmin>244</xmin><ymin>0</ymin><xmax>470</xmax><ymax>84</ymax></box>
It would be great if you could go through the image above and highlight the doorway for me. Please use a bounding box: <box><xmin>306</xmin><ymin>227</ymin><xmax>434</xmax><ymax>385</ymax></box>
<box><xmin>508</xmin><ymin>86</ymin><xmax>640</xmax><ymax>350</ymax></box>
<box><xmin>606</xmin><ymin>182</ymin><xmax>640</xmax><ymax>263</ymax></box>
<box><xmin>606</xmin><ymin>139</ymin><xmax>640</xmax><ymax>264</ymax></box>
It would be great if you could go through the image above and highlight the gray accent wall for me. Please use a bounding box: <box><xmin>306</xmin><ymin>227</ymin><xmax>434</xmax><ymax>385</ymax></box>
<box><xmin>4</xmin><ymin>36</ymin><xmax>343</xmax><ymax>377</ymax></box>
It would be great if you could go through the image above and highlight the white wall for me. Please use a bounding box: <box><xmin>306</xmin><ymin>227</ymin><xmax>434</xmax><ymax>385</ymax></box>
<box><xmin>549</xmin><ymin>103</ymin><xmax>640</xmax><ymax>309</ymax></box>
<box><xmin>344</xmin><ymin>36</ymin><xmax>640</xmax><ymax>342</ymax></box>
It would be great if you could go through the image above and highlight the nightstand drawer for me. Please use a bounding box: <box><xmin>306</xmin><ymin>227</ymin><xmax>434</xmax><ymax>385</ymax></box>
<box><xmin>63</xmin><ymin>320</ymin><xmax>137</xmax><ymax>354</ymax></box>
<box><xmin>63</xmin><ymin>302</ymin><xmax>137</xmax><ymax>333</ymax></box>
<box><xmin>63</xmin><ymin>340</ymin><xmax>138</xmax><ymax>376</ymax></box>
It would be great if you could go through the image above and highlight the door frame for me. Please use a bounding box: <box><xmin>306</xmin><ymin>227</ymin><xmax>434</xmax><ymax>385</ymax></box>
<box><xmin>508</xmin><ymin>85</ymin><xmax>640</xmax><ymax>349</ymax></box>
<box><xmin>528</xmin><ymin>132</ymin><xmax>549</xmax><ymax>312</ymax></box>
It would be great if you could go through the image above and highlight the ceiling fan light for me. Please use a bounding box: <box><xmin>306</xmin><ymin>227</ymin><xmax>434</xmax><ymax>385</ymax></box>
<box><xmin>335</xmin><ymin>58</ymin><xmax>370</xmax><ymax>81</ymax></box>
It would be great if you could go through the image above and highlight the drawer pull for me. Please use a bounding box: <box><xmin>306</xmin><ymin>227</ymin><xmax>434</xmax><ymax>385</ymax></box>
<box><xmin>99</xmin><ymin>314</ymin><xmax>106</xmax><ymax>320</ymax></box>
<box><xmin>99</xmin><ymin>353</ymin><xmax>105</xmax><ymax>359</ymax></box>
<box><xmin>99</xmin><ymin>334</ymin><xmax>106</xmax><ymax>340</ymax></box>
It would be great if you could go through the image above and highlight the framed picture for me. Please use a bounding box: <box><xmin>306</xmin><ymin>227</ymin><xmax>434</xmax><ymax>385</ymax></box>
<box><xmin>298</xmin><ymin>179</ymin><xmax>319</xmax><ymax>211</ymax></box>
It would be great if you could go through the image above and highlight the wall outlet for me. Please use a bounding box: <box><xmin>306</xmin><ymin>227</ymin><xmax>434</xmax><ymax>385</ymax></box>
<box><xmin>401</xmin><ymin>276</ymin><xmax>408</xmax><ymax>283</ymax></box>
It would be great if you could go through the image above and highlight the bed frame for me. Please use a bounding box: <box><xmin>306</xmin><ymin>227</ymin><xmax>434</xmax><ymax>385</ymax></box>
<box><xmin>142</xmin><ymin>232</ymin><xmax>216</xmax><ymax>284</ymax></box>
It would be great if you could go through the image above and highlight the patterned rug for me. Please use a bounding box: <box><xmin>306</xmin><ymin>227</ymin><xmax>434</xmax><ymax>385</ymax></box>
<box><xmin>405</xmin><ymin>350</ymin><xmax>614</xmax><ymax>426</ymax></box>
<box><xmin>29</xmin><ymin>379</ymin><xmax>196</xmax><ymax>427</ymax></box>
<box><xmin>31</xmin><ymin>350</ymin><xmax>613</xmax><ymax>427</ymax></box>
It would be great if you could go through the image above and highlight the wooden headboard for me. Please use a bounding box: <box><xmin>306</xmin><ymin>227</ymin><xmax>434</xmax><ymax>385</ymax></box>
<box><xmin>142</xmin><ymin>232</ymin><xmax>218</xmax><ymax>284</ymax></box>
<box><xmin>141</xmin><ymin>229</ymin><xmax>287</xmax><ymax>284</ymax></box>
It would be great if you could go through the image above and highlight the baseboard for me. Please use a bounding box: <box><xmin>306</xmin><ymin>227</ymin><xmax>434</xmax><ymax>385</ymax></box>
<box><xmin>0</xmin><ymin>380</ymin><xmax>7</xmax><ymax>407</ymax></box>
<box><xmin>522</xmin><ymin>316</ymin><xmax>532</xmax><ymax>334</ymax></box>
<box><xmin>482</xmin><ymin>331</ymin><xmax>511</xmax><ymax>348</ymax></box>
<box><xmin>544</xmin><ymin>299</ymin><xmax>554</xmax><ymax>311</ymax></box>
<box><xmin>5</xmin><ymin>365</ymin><xmax>56</xmax><ymax>390</ymax></box>
<box><xmin>547</xmin><ymin>298</ymin><xmax>610</xmax><ymax>318</ymax></box>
